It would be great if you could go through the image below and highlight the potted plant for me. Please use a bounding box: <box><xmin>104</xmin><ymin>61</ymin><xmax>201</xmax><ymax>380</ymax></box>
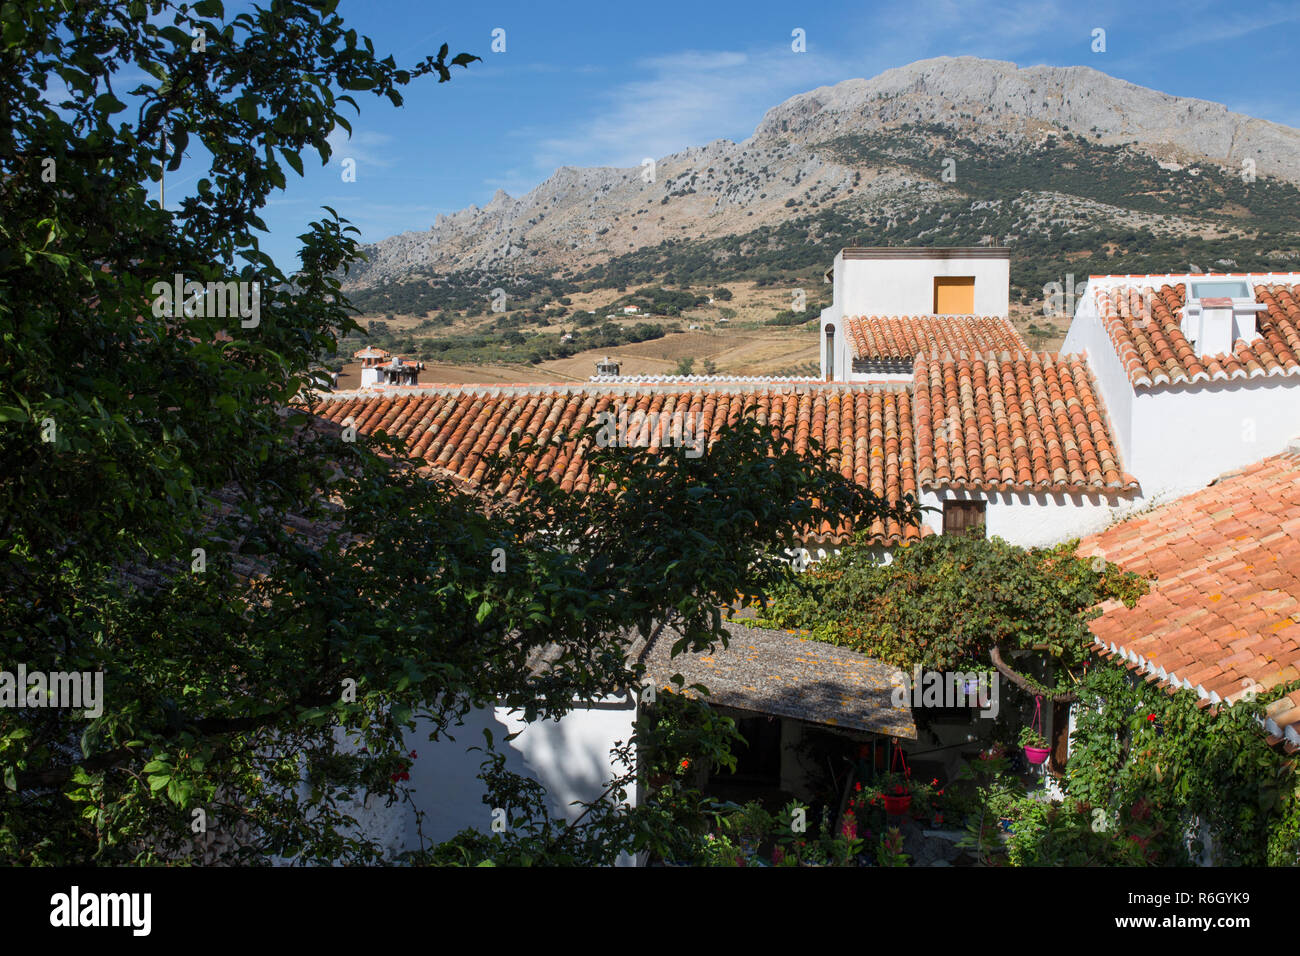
<box><xmin>875</xmin><ymin>772</ymin><xmax>912</xmax><ymax>815</ymax></box>
<box><xmin>1019</xmin><ymin>726</ymin><xmax>1051</xmax><ymax>765</ymax></box>
<box><xmin>700</xmin><ymin>832</ymin><xmax>745</xmax><ymax>867</ymax></box>
<box><xmin>725</xmin><ymin>800</ymin><xmax>773</xmax><ymax>857</ymax></box>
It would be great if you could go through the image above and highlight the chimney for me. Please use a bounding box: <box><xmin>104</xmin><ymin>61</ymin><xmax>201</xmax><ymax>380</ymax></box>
<box><xmin>595</xmin><ymin>356</ymin><xmax>621</xmax><ymax>377</ymax></box>
<box><xmin>1179</xmin><ymin>280</ymin><xmax>1266</xmax><ymax>358</ymax></box>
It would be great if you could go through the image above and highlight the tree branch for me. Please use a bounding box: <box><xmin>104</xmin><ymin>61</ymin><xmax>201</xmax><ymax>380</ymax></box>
<box><xmin>14</xmin><ymin>692</ymin><xmax>340</xmax><ymax>791</ymax></box>
<box><xmin>989</xmin><ymin>645</ymin><xmax>1078</xmax><ymax>703</ymax></box>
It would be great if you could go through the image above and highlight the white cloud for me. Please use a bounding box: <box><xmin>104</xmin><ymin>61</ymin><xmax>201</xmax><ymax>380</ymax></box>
<box><xmin>526</xmin><ymin>45</ymin><xmax>849</xmax><ymax>176</ymax></box>
<box><xmin>325</xmin><ymin>128</ymin><xmax>397</xmax><ymax>170</ymax></box>
<box><xmin>513</xmin><ymin>3</ymin><xmax>1079</xmax><ymax>189</ymax></box>
<box><xmin>864</xmin><ymin>0</ymin><xmax>1074</xmax><ymax>63</ymax></box>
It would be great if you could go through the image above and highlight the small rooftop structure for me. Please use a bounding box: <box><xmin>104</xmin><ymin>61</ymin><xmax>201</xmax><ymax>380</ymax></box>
<box><xmin>360</xmin><ymin>356</ymin><xmax>424</xmax><ymax>388</ymax></box>
<box><xmin>353</xmin><ymin>346</ymin><xmax>391</xmax><ymax>368</ymax></box>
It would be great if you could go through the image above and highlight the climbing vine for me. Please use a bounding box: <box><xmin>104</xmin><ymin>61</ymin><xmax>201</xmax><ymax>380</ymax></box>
<box><xmin>757</xmin><ymin>532</ymin><xmax>1149</xmax><ymax>696</ymax></box>
<box><xmin>1064</xmin><ymin>663</ymin><xmax>1300</xmax><ymax>866</ymax></box>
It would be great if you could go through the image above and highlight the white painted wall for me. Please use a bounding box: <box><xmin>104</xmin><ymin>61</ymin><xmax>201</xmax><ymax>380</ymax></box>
<box><xmin>1061</xmin><ymin>284</ymin><xmax>1136</xmax><ymax>467</ymax></box>
<box><xmin>495</xmin><ymin>696</ymin><xmax>638</xmax><ymax>825</ymax></box>
<box><xmin>1130</xmin><ymin>380</ymin><xmax>1300</xmax><ymax>499</ymax></box>
<box><xmin>920</xmin><ymin>489</ymin><xmax>1128</xmax><ymax>547</ymax></box>
<box><xmin>342</xmin><ymin>696</ymin><xmax>637</xmax><ymax>863</ymax></box>
<box><xmin>829</xmin><ymin>253</ymin><xmax>1010</xmax><ymax>318</ymax></box>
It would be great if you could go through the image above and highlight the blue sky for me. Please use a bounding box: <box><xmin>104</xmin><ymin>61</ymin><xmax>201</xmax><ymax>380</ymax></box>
<box><xmin>192</xmin><ymin>0</ymin><xmax>1300</xmax><ymax>269</ymax></box>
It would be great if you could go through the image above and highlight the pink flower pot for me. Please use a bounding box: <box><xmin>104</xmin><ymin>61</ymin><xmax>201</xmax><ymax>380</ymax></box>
<box><xmin>1023</xmin><ymin>745</ymin><xmax>1050</xmax><ymax>765</ymax></box>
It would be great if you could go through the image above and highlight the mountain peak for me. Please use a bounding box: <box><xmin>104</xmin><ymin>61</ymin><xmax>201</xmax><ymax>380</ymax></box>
<box><xmin>345</xmin><ymin>56</ymin><xmax>1300</xmax><ymax>288</ymax></box>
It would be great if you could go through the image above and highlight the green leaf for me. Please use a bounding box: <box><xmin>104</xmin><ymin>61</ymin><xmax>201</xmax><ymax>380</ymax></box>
<box><xmin>282</xmin><ymin>149</ymin><xmax>304</xmax><ymax>177</ymax></box>
<box><xmin>94</xmin><ymin>93</ymin><xmax>126</xmax><ymax>114</ymax></box>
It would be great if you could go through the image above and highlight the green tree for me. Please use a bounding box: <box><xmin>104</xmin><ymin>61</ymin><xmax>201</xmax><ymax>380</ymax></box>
<box><xmin>0</xmin><ymin>0</ymin><xmax>911</xmax><ymax>864</ymax></box>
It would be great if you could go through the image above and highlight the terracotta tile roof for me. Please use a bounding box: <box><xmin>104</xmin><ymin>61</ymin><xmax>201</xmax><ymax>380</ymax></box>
<box><xmin>1094</xmin><ymin>283</ymin><xmax>1300</xmax><ymax>389</ymax></box>
<box><xmin>913</xmin><ymin>351</ymin><xmax>1138</xmax><ymax>493</ymax></box>
<box><xmin>589</xmin><ymin>375</ymin><xmax>823</xmax><ymax>384</ymax></box>
<box><xmin>1078</xmin><ymin>451</ymin><xmax>1300</xmax><ymax>750</ymax></box>
<box><xmin>311</xmin><ymin>382</ymin><xmax>925</xmax><ymax>545</ymax></box>
<box><xmin>844</xmin><ymin>315</ymin><xmax>1028</xmax><ymax>363</ymax></box>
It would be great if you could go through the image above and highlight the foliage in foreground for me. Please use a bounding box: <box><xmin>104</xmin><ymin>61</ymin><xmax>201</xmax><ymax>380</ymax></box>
<box><xmin>0</xmin><ymin>0</ymin><xmax>911</xmax><ymax>863</ymax></box>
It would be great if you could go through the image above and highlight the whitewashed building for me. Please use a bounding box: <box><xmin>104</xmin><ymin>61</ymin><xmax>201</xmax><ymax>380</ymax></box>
<box><xmin>315</xmin><ymin>250</ymin><xmax>1300</xmax><ymax>861</ymax></box>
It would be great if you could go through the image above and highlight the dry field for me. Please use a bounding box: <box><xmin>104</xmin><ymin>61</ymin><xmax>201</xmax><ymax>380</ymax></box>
<box><xmin>331</xmin><ymin>323</ymin><xmax>821</xmax><ymax>391</ymax></box>
<box><xmin>334</xmin><ymin>276</ymin><xmax>1072</xmax><ymax>389</ymax></box>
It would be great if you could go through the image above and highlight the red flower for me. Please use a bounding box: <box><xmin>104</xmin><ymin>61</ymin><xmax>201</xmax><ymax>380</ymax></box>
<box><xmin>1147</xmin><ymin>713</ymin><xmax>1156</xmax><ymax>722</ymax></box>
<box><xmin>931</xmin><ymin>777</ymin><xmax>939</xmax><ymax>787</ymax></box>
<box><xmin>679</xmin><ymin>758</ymin><xmax>690</xmax><ymax>770</ymax></box>
<box><xmin>410</xmin><ymin>750</ymin><xmax>418</xmax><ymax>759</ymax></box>
<box><xmin>855</xmin><ymin>782</ymin><xmax>862</xmax><ymax>792</ymax></box>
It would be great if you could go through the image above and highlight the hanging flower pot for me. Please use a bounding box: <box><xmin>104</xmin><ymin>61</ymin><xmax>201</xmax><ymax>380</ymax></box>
<box><xmin>874</xmin><ymin>738</ymin><xmax>913</xmax><ymax>814</ymax></box>
<box><xmin>1023</xmin><ymin>745</ymin><xmax>1050</xmax><ymax>765</ymax></box>
<box><xmin>1020</xmin><ymin>696</ymin><xmax>1050</xmax><ymax>766</ymax></box>
<box><xmin>882</xmin><ymin>786</ymin><xmax>912</xmax><ymax>815</ymax></box>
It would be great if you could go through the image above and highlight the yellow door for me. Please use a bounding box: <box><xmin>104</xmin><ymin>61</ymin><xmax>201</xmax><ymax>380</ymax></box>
<box><xmin>934</xmin><ymin>277</ymin><xmax>975</xmax><ymax>314</ymax></box>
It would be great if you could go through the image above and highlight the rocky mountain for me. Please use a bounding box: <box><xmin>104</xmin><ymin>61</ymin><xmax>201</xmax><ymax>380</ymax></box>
<box><xmin>344</xmin><ymin>56</ymin><xmax>1300</xmax><ymax>292</ymax></box>
<box><xmin>753</xmin><ymin>57</ymin><xmax>1300</xmax><ymax>178</ymax></box>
